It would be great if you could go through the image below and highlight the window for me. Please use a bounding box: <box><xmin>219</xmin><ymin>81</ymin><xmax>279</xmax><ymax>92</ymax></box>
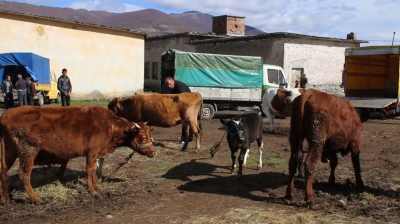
<box><xmin>144</xmin><ymin>62</ymin><xmax>150</xmax><ymax>79</ymax></box>
<box><xmin>267</xmin><ymin>69</ymin><xmax>279</xmax><ymax>84</ymax></box>
<box><xmin>152</xmin><ymin>62</ymin><xmax>158</xmax><ymax>80</ymax></box>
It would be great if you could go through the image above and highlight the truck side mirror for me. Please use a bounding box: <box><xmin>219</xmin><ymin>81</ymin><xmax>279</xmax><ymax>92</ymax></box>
<box><xmin>279</xmin><ymin>83</ymin><xmax>288</xmax><ymax>88</ymax></box>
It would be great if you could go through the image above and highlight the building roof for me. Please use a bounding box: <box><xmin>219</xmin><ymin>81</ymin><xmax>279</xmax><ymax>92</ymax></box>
<box><xmin>189</xmin><ymin>32</ymin><xmax>368</xmax><ymax>44</ymax></box>
<box><xmin>0</xmin><ymin>9</ymin><xmax>147</xmax><ymax>36</ymax></box>
<box><xmin>146</xmin><ymin>31</ymin><xmax>226</xmax><ymax>40</ymax></box>
<box><xmin>147</xmin><ymin>31</ymin><xmax>368</xmax><ymax>44</ymax></box>
<box><xmin>212</xmin><ymin>15</ymin><xmax>245</xmax><ymax>19</ymax></box>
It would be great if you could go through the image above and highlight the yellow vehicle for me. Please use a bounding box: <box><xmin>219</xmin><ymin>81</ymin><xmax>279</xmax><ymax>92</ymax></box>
<box><xmin>34</xmin><ymin>70</ymin><xmax>60</xmax><ymax>105</ymax></box>
<box><xmin>0</xmin><ymin>53</ymin><xmax>59</xmax><ymax>105</ymax></box>
<box><xmin>344</xmin><ymin>45</ymin><xmax>400</xmax><ymax>118</ymax></box>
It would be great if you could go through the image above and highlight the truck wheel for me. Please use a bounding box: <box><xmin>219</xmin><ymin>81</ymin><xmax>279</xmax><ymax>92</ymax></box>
<box><xmin>202</xmin><ymin>104</ymin><xmax>215</xmax><ymax>120</ymax></box>
<box><xmin>37</xmin><ymin>92</ymin><xmax>44</xmax><ymax>106</ymax></box>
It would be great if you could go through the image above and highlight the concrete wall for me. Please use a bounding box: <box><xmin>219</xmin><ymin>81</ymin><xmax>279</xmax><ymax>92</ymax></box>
<box><xmin>0</xmin><ymin>11</ymin><xmax>145</xmax><ymax>99</ymax></box>
<box><xmin>144</xmin><ymin>36</ymin><xmax>196</xmax><ymax>92</ymax></box>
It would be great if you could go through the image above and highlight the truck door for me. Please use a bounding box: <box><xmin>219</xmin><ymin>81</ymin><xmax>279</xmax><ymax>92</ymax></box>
<box><xmin>265</xmin><ymin>68</ymin><xmax>288</xmax><ymax>89</ymax></box>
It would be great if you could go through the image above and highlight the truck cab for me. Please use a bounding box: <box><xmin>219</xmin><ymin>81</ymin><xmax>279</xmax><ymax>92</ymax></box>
<box><xmin>262</xmin><ymin>64</ymin><xmax>290</xmax><ymax>90</ymax></box>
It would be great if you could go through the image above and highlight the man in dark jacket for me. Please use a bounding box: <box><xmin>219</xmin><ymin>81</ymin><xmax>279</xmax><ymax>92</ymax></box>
<box><xmin>15</xmin><ymin>74</ymin><xmax>28</xmax><ymax>106</ymax></box>
<box><xmin>1</xmin><ymin>75</ymin><xmax>14</xmax><ymax>109</ymax></box>
<box><xmin>57</xmin><ymin>68</ymin><xmax>72</xmax><ymax>106</ymax></box>
<box><xmin>164</xmin><ymin>77</ymin><xmax>193</xmax><ymax>144</ymax></box>
<box><xmin>165</xmin><ymin>77</ymin><xmax>191</xmax><ymax>93</ymax></box>
<box><xmin>26</xmin><ymin>77</ymin><xmax>37</xmax><ymax>105</ymax></box>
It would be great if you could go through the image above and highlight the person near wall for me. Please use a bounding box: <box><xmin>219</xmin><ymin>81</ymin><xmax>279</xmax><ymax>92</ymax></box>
<box><xmin>26</xmin><ymin>77</ymin><xmax>37</xmax><ymax>106</ymax></box>
<box><xmin>164</xmin><ymin>77</ymin><xmax>193</xmax><ymax>144</ymax></box>
<box><xmin>1</xmin><ymin>75</ymin><xmax>14</xmax><ymax>109</ymax></box>
<box><xmin>57</xmin><ymin>68</ymin><xmax>72</xmax><ymax>106</ymax></box>
<box><xmin>15</xmin><ymin>74</ymin><xmax>28</xmax><ymax>106</ymax></box>
<box><xmin>300</xmin><ymin>73</ymin><xmax>308</xmax><ymax>88</ymax></box>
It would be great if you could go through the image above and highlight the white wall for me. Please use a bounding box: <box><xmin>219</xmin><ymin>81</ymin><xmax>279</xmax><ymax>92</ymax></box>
<box><xmin>0</xmin><ymin>12</ymin><xmax>145</xmax><ymax>99</ymax></box>
<box><xmin>284</xmin><ymin>43</ymin><xmax>346</xmax><ymax>94</ymax></box>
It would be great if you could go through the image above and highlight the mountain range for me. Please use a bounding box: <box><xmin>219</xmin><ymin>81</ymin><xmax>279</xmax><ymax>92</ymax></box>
<box><xmin>0</xmin><ymin>1</ymin><xmax>265</xmax><ymax>36</ymax></box>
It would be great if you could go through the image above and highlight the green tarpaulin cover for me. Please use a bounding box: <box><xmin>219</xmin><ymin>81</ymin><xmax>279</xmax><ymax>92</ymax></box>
<box><xmin>173</xmin><ymin>50</ymin><xmax>263</xmax><ymax>88</ymax></box>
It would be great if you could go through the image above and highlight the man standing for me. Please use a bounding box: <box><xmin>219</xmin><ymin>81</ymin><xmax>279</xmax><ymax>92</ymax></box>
<box><xmin>26</xmin><ymin>77</ymin><xmax>37</xmax><ymax>105</ymax></box>
<box><xmin>57</xmin><ymin>68</ymin><xmax>72</xmax><ymax>106</ymax></box>
<box><xmin>300</xmin><ymin>74</ymin><xmax>308</xmax><ymax>89</ymax></box>
<box><xmin>15</xmin><ymin>74</ymin><xmax>28</xmax><ymax>106</ymax></box>
<box><xmin>164</xmin><ymin>77</ymin><xmax>193</xmax><ymax>144</ymax></box>
<box><xmin>1</xmin><ymin>75</ymin><xmax>14</xmax><ymax>109</ymax></box>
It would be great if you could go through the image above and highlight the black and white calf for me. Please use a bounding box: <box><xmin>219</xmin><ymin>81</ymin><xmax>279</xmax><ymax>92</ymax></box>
<box><xmin>220</xmin><ymin>112</ymin><xmax>264</xmax><ymax>177</ymax></box>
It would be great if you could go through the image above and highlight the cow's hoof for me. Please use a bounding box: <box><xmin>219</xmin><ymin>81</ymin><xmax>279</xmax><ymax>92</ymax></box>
<box><xmin>284</xmin><ymin>193</ymin><xmax>293</xmax><ymax>200</ymax></box>
<box><xmin>257</xmin><ymin>163</ymin><xmax>262</xmax><ymax>170</ymax></box>
<box><xmin>31</xmin><ymin>199</ymin><xmax>43</xmax><ymax>205</ymax></box>
<box><xmin>306</xmin><ymin>201</ymin><xmax>316</xmax><ymax>209</ymax></box>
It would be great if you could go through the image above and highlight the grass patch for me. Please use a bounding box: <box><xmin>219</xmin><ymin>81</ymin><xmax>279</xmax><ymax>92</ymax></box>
<box><xmin>245</xmin><ymin>151</ymin><xmax>286</xmax><ymax>169</ymax></box>
<box><xmin>147</xmin><ymin>161</ymin><xmax>174</xmax><ymax>175</ymax></box>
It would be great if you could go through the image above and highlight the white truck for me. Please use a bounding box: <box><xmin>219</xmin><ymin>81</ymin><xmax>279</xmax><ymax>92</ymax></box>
<box><xmin>160</xmin><ymin>49</ymin><xmax>290</xmax><ymax>119</ymax></box>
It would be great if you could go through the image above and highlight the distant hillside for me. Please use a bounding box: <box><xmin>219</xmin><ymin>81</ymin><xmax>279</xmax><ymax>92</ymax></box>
<box><xmin>0</xmin><ymin>1</ymin><xmax>265</xmax><ymax>36</ymax></box>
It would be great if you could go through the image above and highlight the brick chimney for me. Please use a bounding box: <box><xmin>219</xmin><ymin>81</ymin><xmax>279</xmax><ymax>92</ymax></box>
<box><xmin>212</xmin><ymin>15</ymin><xmax>245</xmax><ymax>36</ymax></box>
<box><xmin>347</xmin><ymin>32</ymin><xmax>357</xmax><ymax>40</ymax></box>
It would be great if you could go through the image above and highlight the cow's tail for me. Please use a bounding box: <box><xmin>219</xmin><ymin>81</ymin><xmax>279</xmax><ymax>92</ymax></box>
<box><xmin>289</xmin><ymin>90</ymin><xmax>310</xmax><ymax>152</ymax></box>
<box><xmin>198</xmin><ymin>99</ymin><xmax>203</xmax><ymax>135</ymax></box>
<box><xmin>0</xmin><ymin>129</ymin><xmax>8</xmax><ymax>203</ymax></box>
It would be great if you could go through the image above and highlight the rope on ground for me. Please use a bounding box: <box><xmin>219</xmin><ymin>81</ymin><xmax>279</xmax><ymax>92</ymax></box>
<box><xmin>210</xmin><ymin>130</ymin><xmax>227</xmax><ymax>158</ymax></box>
<box><xmin>101</xmin><ymin>151</ymin><xmax>136</xmax><ymax>183</ymax></box>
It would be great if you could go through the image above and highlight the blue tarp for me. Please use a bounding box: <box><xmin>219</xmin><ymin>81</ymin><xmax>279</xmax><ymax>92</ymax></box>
<box><xmin>0</xmin><ymin>53</ymin><xmax>50</xmax><ymax>84</ymax></box>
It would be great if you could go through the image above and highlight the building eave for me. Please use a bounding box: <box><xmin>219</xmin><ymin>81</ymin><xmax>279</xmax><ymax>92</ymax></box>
<box><xmin>0</xmin><ymin>9</ymin><xmax>147</xmax><ymax>37</ymax></box>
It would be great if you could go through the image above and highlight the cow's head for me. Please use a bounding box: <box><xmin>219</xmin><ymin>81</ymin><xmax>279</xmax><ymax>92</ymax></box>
<box><xmin>220</xmin><ymin>117</ymin><xmax>245</xmax><ymax>143</ymax></box>
<box><xmin>125</xmin><ymin>121</ymin><xmax>157</xmax><ymax>157</ymax></box>
<box><xmin>271</xmin><ymin>89</ymin><xmax>298</xmax><ymax>117</ymax></box>
<box><xmin>108</xmin><ymin>98</ymin><xmax>121</xmax><ymax>115</ymax></box>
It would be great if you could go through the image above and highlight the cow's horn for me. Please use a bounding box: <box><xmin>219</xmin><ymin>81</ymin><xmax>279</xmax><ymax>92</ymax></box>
<box><xmin>145</xmin><ymin>121</ymin><xmax>149</xmax><ymax>125</ymax></box>
<box><xmin>133</xmin><ymin>122</ymin><xmax>140</xmax><ymax>128</ymax></box>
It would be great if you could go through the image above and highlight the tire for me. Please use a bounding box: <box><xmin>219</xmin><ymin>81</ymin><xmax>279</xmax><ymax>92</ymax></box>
<box><xmin>37</xmin><ymin>92</ymin><xmax>44</xmax><ymax>106</ymax></box>
<box><xmin>56</xmin><ymin>93</ymin><xmax>61</xmax><ymax>104</ymax></box>
<box><xmin>202</xmin><ymin>104</ymin><xmax>215</xmax><ymax>120</ymax></box>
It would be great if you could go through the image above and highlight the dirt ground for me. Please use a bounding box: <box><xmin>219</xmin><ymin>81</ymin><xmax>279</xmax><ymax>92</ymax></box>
<box><xmin>0</xmin><ymin>109</ymin><xmax>399</xmax><ymax>223</ymax></box>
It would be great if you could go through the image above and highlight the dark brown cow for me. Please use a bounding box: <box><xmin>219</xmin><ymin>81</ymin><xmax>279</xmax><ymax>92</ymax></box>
<box><xmin>108</xmin><ymin>92</ymin><xmax>203</xmax><ymax>151</ymax></box>
<box><xmin>285</xmin><ymin>89</ymin><xmax>365</xmax><ymax>209</ymax></box>
<box><xmin>0</xmin><ymin>106</ymin><xmax>157</xmax><ymax>204</ymax></box>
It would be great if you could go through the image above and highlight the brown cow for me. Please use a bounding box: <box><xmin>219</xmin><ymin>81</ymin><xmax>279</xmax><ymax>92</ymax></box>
<box><xmin>285</xmin><ymin>89</ymin><xmax>365</xmax><ymax>209</ymax></box>
<box><xmin>0</xmin><ymin>106</ymin><xmax>157</xmax><ymax>204</ymax></box>
<box><xmin>108</xmin><ymin>92</ymin><xmax>203</xmax><ymax>151</ymax></box>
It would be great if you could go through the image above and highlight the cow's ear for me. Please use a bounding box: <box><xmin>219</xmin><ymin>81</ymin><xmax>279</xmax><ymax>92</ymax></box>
<box><xmin>219</xmin><ymin>119</ymin><xmax>228</xmax><ymax>125</ymax></box>
<box><xmin>283</xmin><ymin>90</ymin><xmax>292</xmax><ymax>97</ymax></box>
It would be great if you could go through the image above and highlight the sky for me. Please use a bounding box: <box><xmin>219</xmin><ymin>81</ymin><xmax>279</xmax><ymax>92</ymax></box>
<box><xmin>4</xmin><ymin>0</ymin><xmax>400</xmax><ymax>46</ymax></box>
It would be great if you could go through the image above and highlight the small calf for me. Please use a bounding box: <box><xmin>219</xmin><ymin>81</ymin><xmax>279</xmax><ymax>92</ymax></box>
<box><xmin>220</xmin><ymin>112</ymin><xmax>264</xmax><ymax>177</ymax></box>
